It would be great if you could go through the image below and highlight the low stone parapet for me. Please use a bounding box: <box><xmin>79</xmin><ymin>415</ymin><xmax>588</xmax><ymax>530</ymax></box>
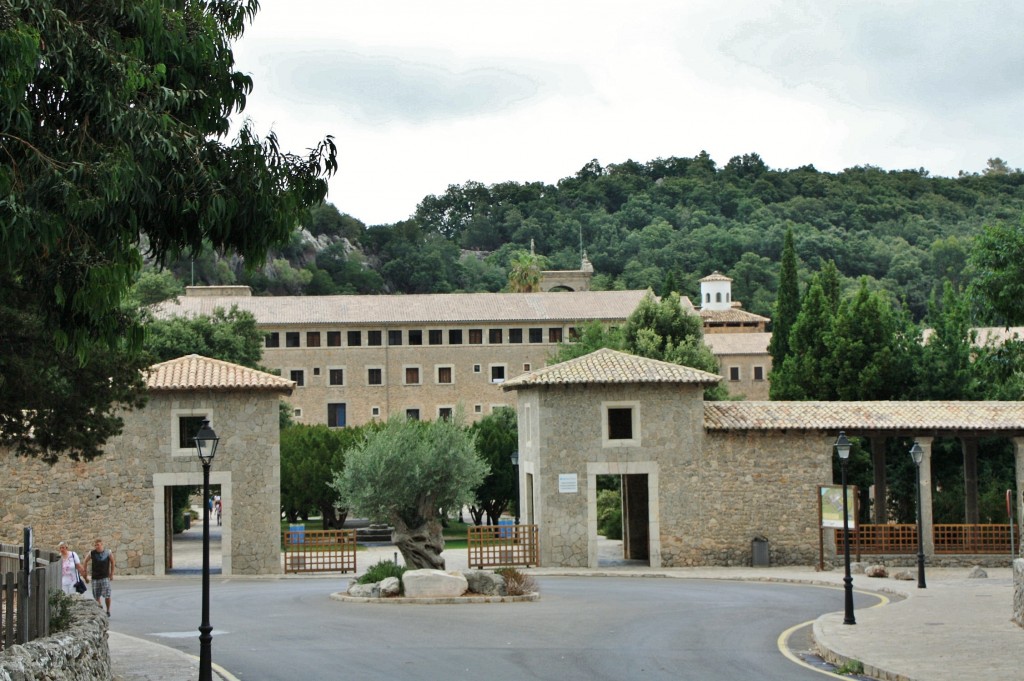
<box><xmin>1014</xmin><ymin>558</ymin><xmax>1023</xmax><ymax>628</ymax></box>
<box><xmin>0</xmin><ymin>599</ymin><xmax>110</xmax><ymax>680</ymax></box>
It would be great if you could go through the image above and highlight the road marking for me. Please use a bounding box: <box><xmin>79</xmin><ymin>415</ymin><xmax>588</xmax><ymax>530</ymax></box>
<box><xmin>152</xmin><ymin>630</ymin><xmax>229</xmax><ymax>638</ymax></box>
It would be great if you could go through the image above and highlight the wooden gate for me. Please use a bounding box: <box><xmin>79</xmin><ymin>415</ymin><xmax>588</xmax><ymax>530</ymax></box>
<box><xmin>468</xmin><ymin>524</ymin><xmax>539</xmax><ymax>568</ymax></box>
<box><xmin>282</xmin><ymin>529</ymin><xmax>357</xmax><ymax>574</ymax></box>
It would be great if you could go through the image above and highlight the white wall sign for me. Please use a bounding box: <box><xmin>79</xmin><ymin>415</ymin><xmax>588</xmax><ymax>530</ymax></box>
<box><xmin>558</xmin><ymin>473</ymin><xmax>578</xmax><ymax>493</ymax></box>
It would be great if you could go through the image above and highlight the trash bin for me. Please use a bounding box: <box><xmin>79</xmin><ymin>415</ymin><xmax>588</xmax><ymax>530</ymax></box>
<box><xmin>183</xmin><ymin>513</ymin><xmax>191</xmax><ymax>530</ymax></box>
<box><xmin>498</xmin><ymin>518</ymin><xmax>514</xmax><ymax>539</ymax></box>
<box><xmin>289</xmin><ymin>524</ymin><xmax>305</xmax><ymax>544</ymax></box>
<box><xmin>751</xmin><ymin>536</ymin><xmax>769</xmax><ymax>567</ymax></box>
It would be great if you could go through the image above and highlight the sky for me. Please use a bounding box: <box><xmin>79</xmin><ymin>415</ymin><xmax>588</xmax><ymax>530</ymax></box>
<box><xmin>231</xmin><ymin>0</ymin><xmax>1024</xmax><ymax>226</ymax></box>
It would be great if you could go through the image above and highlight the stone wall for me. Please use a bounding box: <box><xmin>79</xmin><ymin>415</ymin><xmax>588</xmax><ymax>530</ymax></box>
<box><xmin>0</xmin><ymin>600</ymin><xmax>110</xmax><ymax>681</ymax></box>
<box><xmin>0</xmin><ymin>390</ymin><xmax>282</xmax><ymax>576</ymax></box>
<box><xmin>1014</xmin><ymin>558</ymin><xmax>1023</xmax><ymax>628</ymax></box>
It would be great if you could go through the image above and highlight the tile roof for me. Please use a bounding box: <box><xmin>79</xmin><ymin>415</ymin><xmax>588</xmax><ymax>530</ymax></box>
<box><xmin>704</xmin><ymin>401</ymin><xmax>1024</xmax><ymax>433</ymax></box>
<box><xmin>153</xmin><ymin>290</ymin><xmax>653</xmax><ymax>326</ymax></box>
<box><xmin>145</xmin><ymin>355</ymin><xmax>295</xmax><ymax>394</ymax></box>
<box><xmin>921</xmin><ymin>326</ymin><xmax>1024</xmax><ymax>347</ymax></box>
<box><xmin>502</xmin><ymin>348</ymin><xmax>721</xmax><ymax>390</ymax></box>
<box><xmin>703</xmin><ymin>332</ymin><xmax>771</xmax><ymax>355</ymax></box>
<box><xmin>699</xmin><ymin>307</ymin><xmax>770</xmax><ymax>324</ymax></box>
<box><xmin>699</xmin><ymin>272</ymin><xmax>732</xmax><ymax>282</ymax></box>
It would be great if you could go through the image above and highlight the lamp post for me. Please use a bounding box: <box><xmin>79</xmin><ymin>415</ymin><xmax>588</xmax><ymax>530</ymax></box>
<box><xmin>909</xmin><ymin>441</ymin><xmax>927</xmax><ymax>589</ymax></box>
<box><xmin>194</xmin><ymin>419</ymin><xmax>219</xmax><ymax>681</ymax></box>
<box><xmin>835</xmin><ymin>431</ymin><xmax>856</xmax><ymax>625</ymax></box>
<box><xmin>510</xmin><ymin>451</ymin><xmax>520</xmax><ymax>525</ymax></box>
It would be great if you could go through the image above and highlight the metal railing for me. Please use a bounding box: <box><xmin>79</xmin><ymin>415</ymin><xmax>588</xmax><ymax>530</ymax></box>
<box><xmin>0</xmin><ymin>543</ymin><xmax>61</xmax><ymax>651</ymax></box>
<box><xmin>282</xmin><ymin>529</ymin><xmax>357</xmax><ymax>574</ymax></box>
<box><xmin>834</xmin><ymin>523</ymin><xmax>1016</xmax><ymax>555</ymax></box>
<box><xmin>467</xmin><ymin>524</ymin><xmax>539</xmax><ymax>569</ymax></box>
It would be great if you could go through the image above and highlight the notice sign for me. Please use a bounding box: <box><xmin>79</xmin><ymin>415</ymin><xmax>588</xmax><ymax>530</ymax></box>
<box><xmin>558</xmin><ymin>474</ymin><xmax>578</xmax><ymax>494</ymax></box>
<box><xmin>819</xmin><ymin>485</ymin><xmax>858</xmax><ymax>529</ymax></box>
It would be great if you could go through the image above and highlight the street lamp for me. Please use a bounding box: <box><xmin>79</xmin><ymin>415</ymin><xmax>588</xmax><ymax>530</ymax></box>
<box><xmin>194</xmin><ymin>419</ymin><xmax>219</xmax><ymax>681</ymax></box>
<box><xmin>509</xmin><ymin>451</ymin><xmax>520</xmax><ymax>525</ymax></box>
<box><xmin>909</xmin><ymin>441</ymin><xmax>927</xmax><ymax>589</ymax></box>
<box><xmin>835</xmin><ymin>431</ymin><xmax>856</xmax><ymax>625</ymax></box>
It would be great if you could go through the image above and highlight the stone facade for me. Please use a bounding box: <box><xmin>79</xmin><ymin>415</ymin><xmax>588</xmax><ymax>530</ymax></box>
<box><xmin>0</xmin><ymin>600</ymin><xmax>110</xmax><ymax>681</ymax></box>
<box><xmin>0</xmin><ymin>360</ymin><xmax>286</xmax><ymax>576</ymax></box>
<box><xmin>1014</xmin><ymin>558</ymin><xmax>1024</xmax><ymax>628</ymax></box>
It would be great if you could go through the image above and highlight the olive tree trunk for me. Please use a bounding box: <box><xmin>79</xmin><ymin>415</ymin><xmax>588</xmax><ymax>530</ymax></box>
<box><xmin>392</xmin><ymin>514</ymin><xmax>446</xmax><ymax>570</ymax></box>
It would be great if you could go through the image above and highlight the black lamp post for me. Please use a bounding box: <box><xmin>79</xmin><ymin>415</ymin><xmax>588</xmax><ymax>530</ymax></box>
<box><xmin>835</xmin><ymin>431</ymin><xmax>856</xmax><ymax>625</ymax></box>
<box><xmin>909</xmin><ymin>440</ymin><xmax>927</xmax><ymax>589</ymax></box>
<box><xmin>194</xmin><ymin>419</ymin><xmax>219</xmax><ymax>681</ymax></box>
<box><xmin>510</xmin><ymin>450</ymin><xmax>520</xmax><ymax>525</ymax></box>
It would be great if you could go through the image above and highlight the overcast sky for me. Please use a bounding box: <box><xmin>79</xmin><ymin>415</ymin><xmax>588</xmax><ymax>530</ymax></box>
<box><xmin>232</xmin><ymin>0</ymin><xmax>1024</xmax><ymax>226</ymax></box>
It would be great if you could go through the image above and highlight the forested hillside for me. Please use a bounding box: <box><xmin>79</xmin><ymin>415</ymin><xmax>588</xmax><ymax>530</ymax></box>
<box><xmin>157</xmin><ymin>152</ymin><xmax>1024</xmax><ymax>322</ymax></box>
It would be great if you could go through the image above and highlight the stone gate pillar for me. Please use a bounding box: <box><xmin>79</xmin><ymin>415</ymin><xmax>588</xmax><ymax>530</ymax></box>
<box><xmin>916</xmin><ymin>436</ymin><xmax>935</xmax><ymax>556</ymax></box>
<box><xmin>1015</xmin><ymin>437</ymin><xmax>1024</xmax><ymax>554</ymax></box>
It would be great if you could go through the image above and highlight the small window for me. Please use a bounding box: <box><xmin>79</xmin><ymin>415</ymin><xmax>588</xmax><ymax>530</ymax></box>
<box><xmin>705</xmin><ymin>293</ymin><xmax>711</xmax><ymax>303</ymax></box>
<box><xmin>290</xmin><ymin>369</ymin><xmax>305</xmax><ymax>387</ymax></box>
<box><xmin>490</xmin><ymin>365</ymin><xmax>506</xmax><ymax>383</ymax></box>
<box><xmin>329</xmin><ymin>369</ymin><xmax>344</xmax><ymax>386</ymax></box>
<box><xmin>568</xmin><ymin>327</ymin><xmax>579</xmax><ymax>340</ymax></box>
<box><xmin>528</xmin><ymin>328</ymin><xmax>543</xmax><ymax>343</ymax></box>
<box><xmin>409</xmin><ymin>330</ymin><xmax>423</xmax><ymax>346</ymax></box>
<box><xmin>449</xmin><ymin>329</ymin><xmax>463</xmax><ymax>345</ymax></box>
<box><xmin>286</xmin><ymin>332</ymin><xmax>300</xmax><ymax>348</ymax></box>
<box><xmin>327</xmin><ymin>331</ymin><xmax>342</xmax><ymax>347</ymax></box>
<box><xmin>265</xmin><ymin>332</ymin><xmax>280</xmax><ymax>348</ymax></box>
<box><xmin>716</xmin><ymin>292</ymin><xmax>722</xmax><ymax>303</ymax></box>
<box><xmin>509</xmin><ymin>328</ymin><xmax>523</xmax><ymax>344</ymax></box>
<box><xmin>437</xmin><ymin>366</ymin><xmax>453</xmax><ymax>384</ymax></box>
<box><xmin>371</xmin><ymin>406</ymin><xmax>381</xmax><ymax>418</ymax></box>
<box><xmin>307</xmin><ymin>331</ymin><xmax>321</xmax><ymax>347</ymax></box>
<box><xmin>368</xmin><ymin>330</ymin><xmax>382</xmax><ymax>346</ymax></box>
<box><xmin>406</xmin><ymin>409</ymin><xmax>420</xmax><ymax>421</ymax></box>
<box><xmin>293</xmin><ymin>408</ymin><xmax>302</xmax><ymax>417</ymax></box>
<box><xmin>474</xmin><ymin>404</ymin><xmax>483</xmax><ymax>414</ymax></box>
<box><xmin>729</xmin><ymin>367</ymin><xmax>740</xmax><ymax>381</ymax></box>
<box><xmin>405</xmin><ymin>367</ymin><xmax>420</xmax><ymax>385</ymax></box>
<box><xmin>524</xmin><ymin>363</ymin><xmax>531</xmax><ymax>372</ymax></box>
<box><xmin>488</xmin><ymin>329</ymin><xmax>502</xmax><ymax>344</ymax></box>
<box><xmin>179</xmin><ymin>416</ymin><xmax>207</xmax><ymax>450</ymax></box>
<box><xmin>469</xmin><ymin>329</ymin><xmax>483</xmax><ymax>344</ymax></box>
<box><xmin>428</xmin><ymin>330</ymin><xmax>443</xmax><ymax>345</ymax></box>
<box><xmin>347</xmin><ymin>330</ymin><xmax>362</xmax><ymax>347</ymax></box>
<box><xmin>473</xmin><ymin>364</ymin><xmax>481</xmax><ymax>373</ymax></box>
<box><xmin>607</xmin><ymin>408</ymin><xmax>633</xmax><ymax>440</ymax></box>
<box><xmin>438</xmin><ymin>407</ymin><xmax>453</xmax><ymax>421</ymax></box>
<box><xmin>754</xmin><ymin>366</ymin><xmax>765</xmax><ymax>381</ymax></box>
<box><xmin>313</xmin><ymin>367</ymin><xmax>320</xmax><ymax>376</ymax></box>
<box><xmin>328</xmin><ymin>403</ymin><xmax>346</xmax><ymax>428</ymax></box>
<box><xmin>548</xmin><ymin>328</ymin><xmax>563</xmax><ymax>343</ymax></box>
<box><xmin>388</xmin><ymin>330</ymin><xmax>403</xmax><ymax>346</ymax></box>
<box><xmin>367</xmin><ymin>368</ymin><xmax>383</xmax><ymax>385</ymax></box>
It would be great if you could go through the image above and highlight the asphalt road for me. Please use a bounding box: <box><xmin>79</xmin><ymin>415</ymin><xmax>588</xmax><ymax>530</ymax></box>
<box><xmin>110</xmin><ymin>576</ymin><xmax>866</xmax><ymax>681</ymax></box>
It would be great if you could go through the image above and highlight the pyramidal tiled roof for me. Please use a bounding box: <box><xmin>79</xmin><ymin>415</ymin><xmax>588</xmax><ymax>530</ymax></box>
<box><xmin>699</xmin><ymin>271</ymin><xmax>732</xmax><ymax>282</ymax></box>
<box><xmin>502</xmin><ymin>348</ymin><xmax>721</xmax><ymax>390</ymax></box>
<box><xmin>704</xmin><ymin>401</ymin><xmax>1024</xmax><ymax>432</ymax></box>
<box><xmin>146</xmin><ymin>355</ymin><xmax>295</xmax><ymax>394</ymax></box>
<box><xmin>698</xmin><ymin>307</ymin><xmax>770</xmax><ymax>323</ymax></box>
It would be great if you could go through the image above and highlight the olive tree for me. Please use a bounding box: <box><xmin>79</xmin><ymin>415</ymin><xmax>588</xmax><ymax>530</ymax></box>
<box><xmin>332</xmin><ymin>414</ymin><xmax>488</xmax><ymax>569</ymax></box>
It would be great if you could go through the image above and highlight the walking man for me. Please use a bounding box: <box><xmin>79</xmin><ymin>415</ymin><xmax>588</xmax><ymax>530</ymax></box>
<box><xmin>84</xmin><ymin>538</ymin><xmax>115</xmax><ymax>616</ymax></box>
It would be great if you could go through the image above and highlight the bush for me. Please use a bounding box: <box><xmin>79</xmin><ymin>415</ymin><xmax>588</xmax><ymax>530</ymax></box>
<box><xmin>48</xmin><ymin>590</ymin><xmax>76</xmax><ymax>633</ymax></box>
<box><xmin>597</xmin><ymin>489</ymin><xmax>623</xmax><ymax>540</ymax></box>
<box><xmin>495</xmin><ymin>567</ymin><xmax>538</xmax><ymax>596</ymax></box>
<box><xmin>357</xmin><ymin>559</ymin><xmax>406</xmax><ymax>588</ymax></box>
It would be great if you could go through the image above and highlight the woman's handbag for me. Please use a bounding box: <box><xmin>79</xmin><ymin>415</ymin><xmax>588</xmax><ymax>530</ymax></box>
<box><xmin>73</xmin><ymin>553</ymin><xmax>87</xmax><ymax>593</ymax></box>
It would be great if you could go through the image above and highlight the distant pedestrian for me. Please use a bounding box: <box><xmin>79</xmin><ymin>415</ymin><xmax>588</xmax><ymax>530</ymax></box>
<box><xmin>84</xmin><ymin>538</ymin><xmax>115</xmax><ymax>616</ymax></box>
<box><xmin>57</xmin><ymin>541</ymin><xmax>86</xmax><ymax>595</ymax></box>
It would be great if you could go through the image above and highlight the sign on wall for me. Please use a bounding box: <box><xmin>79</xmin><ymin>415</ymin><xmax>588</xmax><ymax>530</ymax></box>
<box><xmin>819</xmin><ymin>485</ymin><xmax>858</xmax><ymax>529</ymax></box>
<box><xmin>558</xmin><ymin>474</ymin><xmax>578</xmax><ymax>493</ymax></box>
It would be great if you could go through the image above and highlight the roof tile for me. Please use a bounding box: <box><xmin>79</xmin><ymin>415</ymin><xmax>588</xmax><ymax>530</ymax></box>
<box><xmin>502</xmin><ymin>348</ymin><xmax>721</xmax><ymax>390</ymax></box>
<box><xmin>146</xmin><ymin>355</ymin><xmax>294</xmax><ymax>394</ymax></box>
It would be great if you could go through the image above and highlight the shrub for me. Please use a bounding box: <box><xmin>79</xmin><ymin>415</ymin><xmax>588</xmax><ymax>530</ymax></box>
<box><xmin>597</xmin><ymin>489</ymin><xmax>623</xmax><ymax>540</ymax></box>
<box><xmin>49</xmin><ymin>590</ymin><xmax>76</xmax><ymax>633</ymax></box>
<box><xmin>357</xmin><ymin>559</ymin><xmax>406</xmax><ymax>587</ymax></box>
<box><xmin>495</xmin><ymin>567</ymin><xmax>538</xmax><ymax>596</ymax></box>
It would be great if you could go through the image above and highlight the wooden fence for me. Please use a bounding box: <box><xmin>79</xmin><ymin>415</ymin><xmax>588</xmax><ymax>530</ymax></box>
<box><xmin>835</xmin><ymin>523</ymin><xmax>1016</xmax><ymax>555</ymax></box>
<box><xmin>467</xmin><ymin>524</ymin><xmax>539</xmax><ymax>569</ymax></box>
<box><xmin>282</xmin><ymin>529</ymin><xmax>357</xmax><ymax>574</ymax></box>
<box><xmin>0</xmin><ymin>543</ymin><xmax>61</xmax><ymax>651</ymax></box>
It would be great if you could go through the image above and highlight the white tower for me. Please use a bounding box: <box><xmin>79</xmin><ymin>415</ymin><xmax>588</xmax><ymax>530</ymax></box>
<box><xmin>699</xmin><ymin>272</ymin><xmax>733</xmax><ymax>311</ymax></box>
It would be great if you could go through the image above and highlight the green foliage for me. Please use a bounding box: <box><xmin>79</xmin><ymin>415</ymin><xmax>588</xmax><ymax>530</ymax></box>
<box><xmin>143</xmin><ymin>306</ymin><xmax>264</xmax><ymax>368</ymax></box>
<box><xmin>494</xmin><ymin>566</ymin><xmax>538</xmax><ymax>596</ymax></box>
<box><xmin>835</xmin><ymin>658</ymin><xmax>864</xmax><ymax>675</ymax></box>
<box><xmin>48</xmin><ymin>589</ymin><xmax>76</xmax><ymax>633</ymax></box>
<box><xmin>970</xmin><ymin>216</ymin><xmax>1024</xmax><ymax>324</ymax></box>
<box><xmin>596</xmin><ymin>489</ymin><xmax>623</xmax><ymax>540</ymax></box>
<box><xmin>505</xmin><ymin>250</ymin><xmax>545</xmax><ymax>292</ymax></box>
<box><xmin>468</xmin><ymin>408</ymin><xmax>518</xmax><ymax>525</ymax></box>
<box><xmin>131</xmin><ymin>269</ymin><xmax>185</xmax><ymax>306</ymax></box>
<box><xmin>357</xmin><ymin>559</ymin><xmax>406</xmax><ymax>589</ymax></box>
<box><xmin>768</xmin><ymin>227</ymin><xmax>799</xmax><ymax>369</ymax></box>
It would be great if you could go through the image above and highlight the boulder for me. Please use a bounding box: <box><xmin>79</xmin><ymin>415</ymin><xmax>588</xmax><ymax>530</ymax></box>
<box><xmin>379</xmin><ymin>576</ymin><xmax>402</xmax><ymax>597</ymax></box>
<box><xmin>463</xmin><ymin>570</ymin><xmax>507</xmax><ymax>596</ymax></box>
<box><xmin>402</xmin><ymin>569</ymin><xmax>468</xmax><ymax>598</ymax></box>
<box><xmin>865</xmin><ymin>564</ymin><xmax>889</xmax><ymax>578</ymax></box>
<box><xmin>850</xmin><ymin>562</ymin><xmax>866</xmax><ymax>575</ymax></box>
<box><xmin>348</xmin><ymin>582</ymin><xmax>380</xmax><ymax>598</ymax></box>
<box><xmin>893</xmin><ymin>570</ymin><xmax>915</xmax><ymax>581</ymax></box>
<box><xmin>967</xmin><ymin>565</ymin><xmax>988</xmax><ymax>579</ymax></box>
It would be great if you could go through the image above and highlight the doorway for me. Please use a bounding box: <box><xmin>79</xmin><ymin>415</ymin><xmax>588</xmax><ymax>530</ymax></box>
<box><xmin>588</xmin><ymin>462</ymin><xmax>660</xmax><ymax>568</ymax></box>
<box><xmin>153</xmin><ymin>472</ymin><xmax>231</xmax><ymax>576</ymax></box>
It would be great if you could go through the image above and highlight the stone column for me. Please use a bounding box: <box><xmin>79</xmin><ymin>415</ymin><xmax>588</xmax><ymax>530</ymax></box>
<box><xmin>917</xmin><ymin>436</ymin><xmax>935</xmax><ymax>556</ymax></box>
<box><xmin>961</xmin><ymin>437</ymin><xmax>979</xmax><ymax>524</ymax></box>
<box><xmin>870</xmin><ymin>436</ymin><xmax>888</xmax><ymax>523</ymax></box>
<box><xmin>1015</xmin><ymin>437</ymin><xmax>1024</xmax><ymax>554</ymax></box>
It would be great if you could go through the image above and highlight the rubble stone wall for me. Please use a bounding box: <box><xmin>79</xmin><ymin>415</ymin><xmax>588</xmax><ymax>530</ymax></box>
<box><xmin>0</xmin><ymin>600</ymin><xmax>110</xmax><ymax>680</ymax></box>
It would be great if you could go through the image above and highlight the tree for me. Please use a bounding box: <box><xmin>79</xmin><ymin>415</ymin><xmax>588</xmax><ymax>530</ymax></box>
<box><xmin>970</xmin><ymin>218</ymin><xmax>1024</xmax><ymax>324</ymax></box>
<box><xmin>280</xmin><ymin>424</ymin><xmax>373</xmax><ymax>527</ymax></box>
<box><xmin>468</xmin><ymin>408</ymin><xmax>517</xmax><ymax>525</ymax></box>
<box><xmin>0</xmin><ymin>0</ymin><xmax>336</xmax><ymax>459</ymax></box>
<box><xmin>131</xmin><ymin>269</ymin><xmax>185</xmax><ymax>307</ymax></box>
<box><xmin>768</xmin><ymin>227</ymin><xmax>800</xmax><ymax>371</ymax></box>
<box><xmin>143</xmin><ymin>306</ymin><xmax>264</xmax><ymax>368</ymax></box>
<box><xmin>770</xmin><ymin>279</ymin><xmax>836</xmax><ymax>400</ymax></box>
<box><xmin>332</xmin><ymin>414</ymin><xmax>488</xmax><ymax>569</ymax></box>
<box><xmin>506</xmin><ymin>250</ymin><xmax>545</xmax><ymax>293</ymax></box>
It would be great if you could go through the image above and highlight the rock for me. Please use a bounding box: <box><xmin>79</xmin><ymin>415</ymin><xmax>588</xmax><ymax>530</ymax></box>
<box><xmin>865</xmin><ymin>564</ymin><xmax>889</xmax><ymax>578</ymax></box>
<box><xmin>850</xmin><ymin>562</ymin><xmax>866</xmax><ymax>575</ymax></box>
<box><xmin>967</xmin><ymin>565</ymin><xmax>988</xmax><ymax>579</ymax></box>
<box><xmin>348</xmin><ymin>582</ymin><xmax>380</xmax><ymax>598</ymax></box>
<box><xmin>893</xmin><ymin>570</ymin><xmax>915</xmax><ymax>581</ymax></box>
<box><xmin>463</xmin><ymin>570</ymin><xmax>507</xmax><ymax>596</ymax></box>
<box><xmin>379</xmin><ymin>576</ymin><xmax>401</xmax><ymax>597</ymax></box>
<box><xmin>402</xmin><ymin>569</ymin><xmax>468</xmax><ymax>598</ymax></box>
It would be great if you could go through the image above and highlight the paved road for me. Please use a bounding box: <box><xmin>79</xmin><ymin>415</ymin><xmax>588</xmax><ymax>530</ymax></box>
<box><xmin>109</xmin><ymin>576</ymin><xmax>872</xmax><ymax>681</ymax></box>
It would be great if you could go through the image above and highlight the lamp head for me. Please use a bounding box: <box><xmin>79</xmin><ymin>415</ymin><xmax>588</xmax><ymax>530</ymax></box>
<box><xmin>194</xmin><ymin>418</ymin><xmax>219</xmax><ymax>464</ymax></box>
<box><xmin>909</xmin><ymin>441</ymin><xmax>924</xmax><ymax>466</ymax></box>
<box><xmin>509</xmin><ymin>450</ymin><xmax>519</xmax><ymax>467</ymax></box>
<box><xmin>835</xmin><ymin>431</ymin><xmax>852</xmax><ymax>460</ymax></box>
